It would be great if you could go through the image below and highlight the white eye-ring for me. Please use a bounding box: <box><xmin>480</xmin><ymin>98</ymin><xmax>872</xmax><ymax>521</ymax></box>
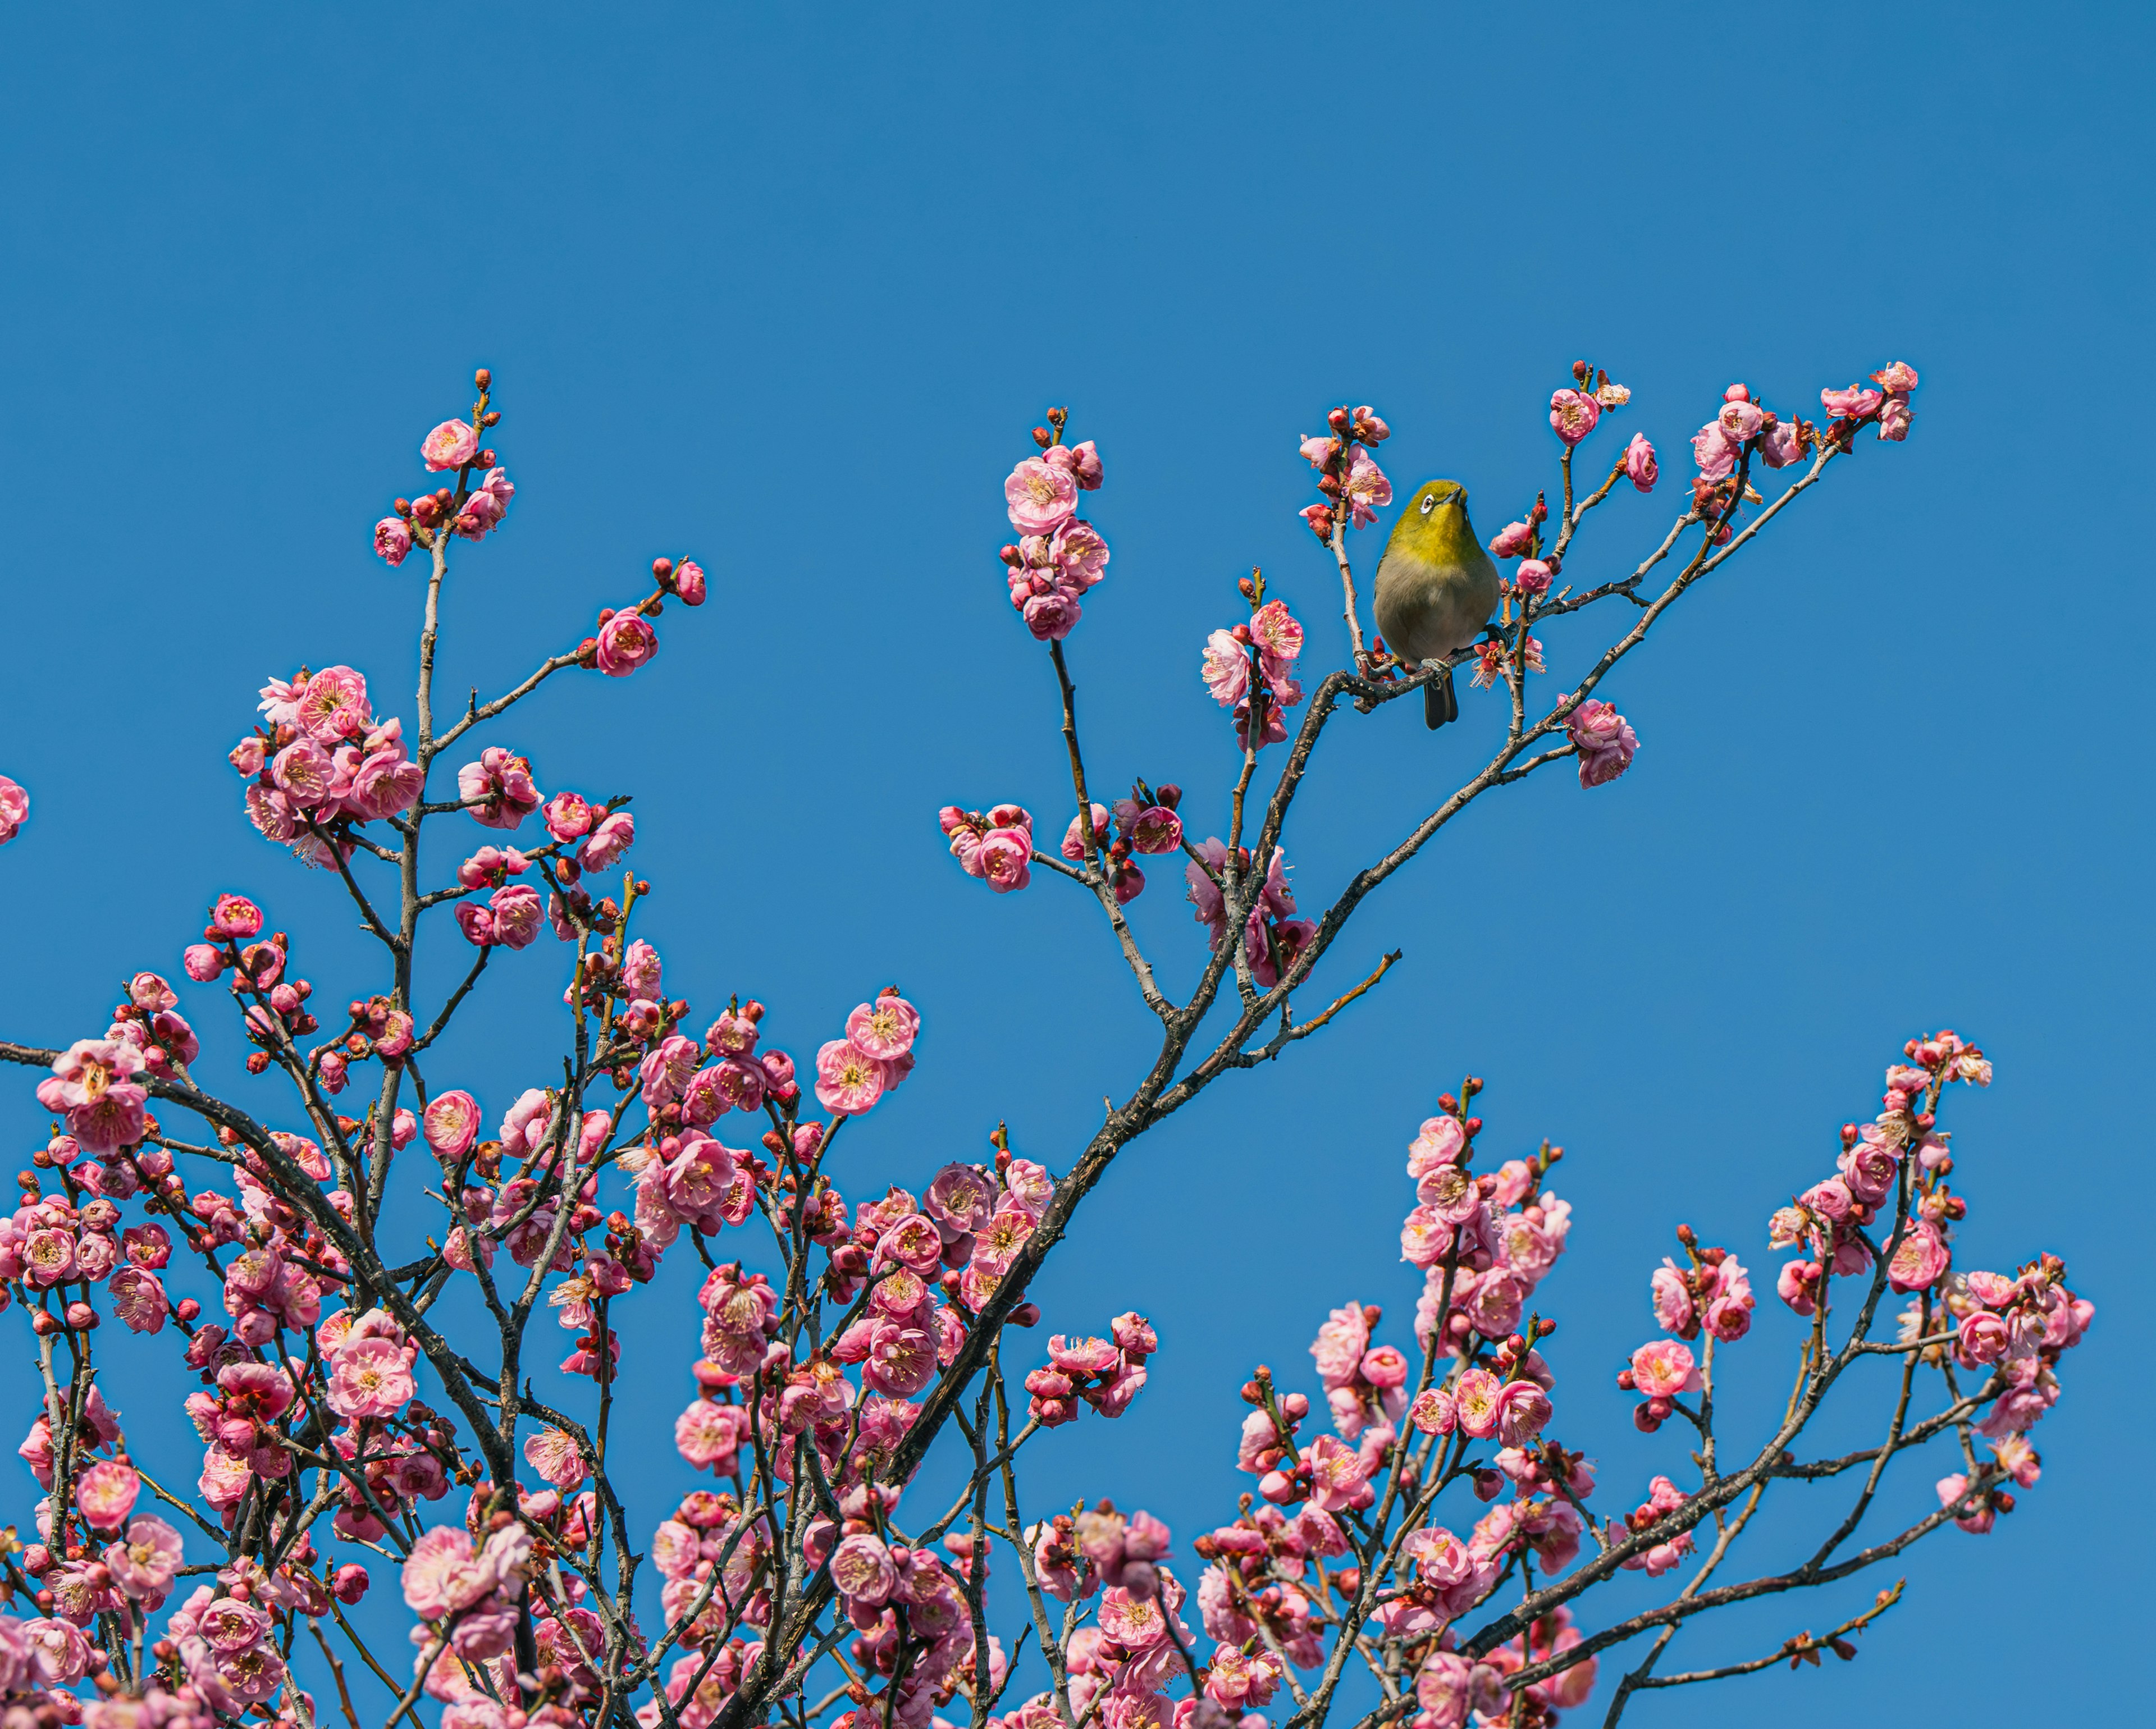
<box><xmin>1420</xmin><ymin>492</ymin><xmax>1438</xmax><ymax>515</ymax></box>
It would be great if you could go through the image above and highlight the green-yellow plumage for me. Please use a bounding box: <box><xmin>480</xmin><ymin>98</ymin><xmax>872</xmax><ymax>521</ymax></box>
<box><xmin>1372</xmin><ymin>479</ymin><xmax>1501</xmax><ymax>730</ymax></box>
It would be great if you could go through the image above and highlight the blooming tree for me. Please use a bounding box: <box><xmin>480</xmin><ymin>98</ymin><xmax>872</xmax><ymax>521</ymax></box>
<box><xmin>0</xmin><ymin>358</ymin><xmax>2090</xmax><ymax>1729</ymax></box>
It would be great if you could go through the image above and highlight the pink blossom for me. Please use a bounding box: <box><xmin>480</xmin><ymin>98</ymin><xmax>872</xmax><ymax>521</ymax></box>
<box><xmin>488</xmin><ymin>884</ymin><xmax>542</xmax><ymax>949</ymax></box>
<box><xmin>545</xmin><ymin>792</ymin><xmax>595</xmax><ymax>842</ymax></box>
<box><xmin>830</xmin><ymin>1533</ymin><xmax>896</xmax><ymax>1606</ymax></box>
<box><xmin>1886</xmin><ymin>1219</ymin><xmax>1951</xmax><ymax>1292</ymax></box>
<box><xmin>1878</xmin><ymin>392</ymin><xmax>1913</xmax><ymax>441</ymax></box>
<box><xmin>458</xmin><ymin>747</ymin><xmax>542</xmax><ymax>830</ymax></box>
<box><xmin>424</xmin><ymin>1091</ymin><xmax>482</xmax><ymax>1161</ymax></box>
<box><xmin>1936</xmin><ymin>1472</ymin><xmax>1994</xmax><ymax>1535</ymax></box>
<box><xmin>1624</xmin><ymin>432</ymin><xmax>1657</xmax><ymax>492</ymax></box>
<box><xmin>1493</xmin><ymin>1380</ymin><xmax>1552</xmax><ymax>1448</ymax></box>
<box><xmin>1756</xmin><ymin>417</ymin><xmax>1803</xmax><ymax>468</ymax></box>
<box><xmin>1568</xmin><ymin>699</ymin><xmax>1638</xmax><ymax>786</ymax></box>
<box><xmin>1005</xmin><ymin>458</ymin><xmax>1079</xmax><ymax>535</ymax></box>
<box><xmin>326</xmin><ymin>1336</ymin><xmax>415</xmax><ymax>1420</ymax></box>
<box><xmin>1342</xmin><ymin>446</ymin><xmax>1391</xmax><ymax>527</ymax></box>
<box><xmin>1303</xmin><ymin>1434</ymin><xmax>1373</xmax><ymax>1512</ymax></box>
<box><xmin>0</xmin><ymin>776</ymin><xmax>29</xmax><ymax>845</ymax></box>
<box><xmin>1018</xmin><ymin>584</ymin><xmax>1083</xmax><ymax>642</ymax></box>
<box><xmin>579</xmin><ymin>809</ymin><xmax>636</xmax><ymax>872</ymax></box>
<box><xmin>1628</xmin><ymin>1339</ymin><xmax>1700</xmax><ymax>1398</ymax></box>
<box><xmin>1958</xmin><ymin>1311</ymin><xmax>2011</xmax><ymax>1367</ymax></box>
<box><xmin>1549</xmin><ymin>390</ymin><xmax>1601</xmax><ymax>445</ymax></box>
<box><xmin>108</xmin><ymin>1266</ymin><xmax>169</xmax><ymax>1333</ymax></box>
<box><xmin>375</xmin><ymin>517</ymin><xmax>413</xmax><ymax>565</ymax></box>
<box><xmin>1062</xmin><ymin>802</ymin><xmax>1112</xmax><ymax>861</ymax></box>
<box><xmin>1053</xmin><ymin>439</ymin><xmax>1104</xmax><ymax>488</ymax></box>
<box><xmin>289</xmin><ymin>665</ymin><xmax>371</xmax><ymax>742</ymax></box>
<box><xmin>1201</xmin><ymin>631</ymin><xmax>1251</xmax><ymax>707</ymax></box>
<box><xmin>1513</xmin><ymin>560</ymin><xmax>1552</xmax><ymax>598</ymax></box>
<box><xmin>673</xmin><ymin>559</ymin><xmax>707</xmax><ymax>605</ymax></box>
<box><xmin>1651</xmin><ymin>1260</ymin><xmax>1694</xmax><ymax>1335</ymax></box>
<box><xmin>270</xmin><ymin>738</ymin><xmax>335</xmax><ymax>808</ymax></box>
<box><xmin>1821</xmin><ymin>383</ymin><xmax>1884</xmax><ymax>420</ymax></box>
<box><xmin>1310</xmin><ymin>1303</ymin><xmax>1370</xmax><ymax>1388</ymax></box>
<box><xmin>596</xmin><ymin>609</ymin><xmax>659</xmax><ymax>676</ymax></box>
<box><xmin>422</xmin><ymin>419</ymin><xmax>479</xmax><ymax>471</ymax></box>
<box><xmin>675</xmin><ymin>1399</ymin><xmax>743</xmax><ymax>1471</ymax></box>
<box><xmin>847</xmin><ymin>995</ymin><xmax>919</xmax><ymax>1060</ymax></box>
<box><xmin>24</xmin><ymin>1618</ymin><xmax>91</xmax><ymax>1684</ymax></box>
<box><xmin>1409</xmin><ymin>1387</ymin><xmax>1456</xmax><ymax>1435</ymax></box>
<box><xmin>863</xmin><ymin>1320</ymin><xmax>937</xmax><ymax>1396</ymax></box>
<box><xmin>1119</xmin><ymin>801</ymin><xmax>1183</xmax><ymax>855</ymax></box>
<box><xmin>106</xmin><ymin>1515</ymin><xmax>182</xmax><ymax>1599</ymax></box>
<box><xmin>1691</xmin><ymin>420</ymin><xmax>1737</xmax><ymax>481</ymax></box>
<box><xmin>454</xmin><ymin>482</ymin><xmax>506</xmax><ymax>539</ymax></box>
<box><xmin>1044</xmin><ymin>519</ymin><xmax>1110</xmax><ymax>588</ymax></box>
<box><xmin>1251</xmin><ymin>601</ymin><xmax>1304</xmax><ymax>670</ymax></box>
<box><xmin>210</xmin><ymin>893</ymin><xmax>263</xmax><ymax>937</ymax></box>
<box><xmin>1718</xmin><ymin>399</ymin><xmax>1765</xmax><ymax>443</ymax></box>
<box><xmin>1703</xmin><ymin>1260</ymin><xmax>1755</xmax><ymax>1341</ymax></box>
<box><xmin>74</xmin><ymin>1460</ymin><xmax>140</xmax><ymax>1531</ymax></box>
<box><xmin>35</xmin><ymin>1040</ymin><xmax>148</xmax><ymax>1154</ymax></box>
<box><xmin>523</xmin><ymin>1428</ymin><xmax>588</xmax><ymax>1489</ymax></box>
<box><xmin>1454</xmin><ymin>1368</ymin><xmax>1504</xmax><ymax>1438</ymax></box>
<box><xmin>815</xmin><ymin>1039</ymin><xmax>885</xmax><ymax>1115</ymax></box>
<box><xmin>978</xmin><ymin>824</ymin><xmax>1033</xmax><ymax>893</ymax></box>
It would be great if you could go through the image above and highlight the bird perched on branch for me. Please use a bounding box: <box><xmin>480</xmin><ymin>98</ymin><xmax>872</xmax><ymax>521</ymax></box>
<box><xmin>1373</xmin><ymin>479</ymin><xmax>1501</xmax><ymax>729</ymax></box>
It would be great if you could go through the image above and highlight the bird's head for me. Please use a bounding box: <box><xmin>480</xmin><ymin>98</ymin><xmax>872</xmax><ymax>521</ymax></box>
<box><xmin>1388</xmin><ymin>479</ymin><xmax>1479</xmax><ymax>560</ymax></box>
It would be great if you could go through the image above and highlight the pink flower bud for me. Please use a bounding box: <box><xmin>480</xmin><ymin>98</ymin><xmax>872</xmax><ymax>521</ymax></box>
<box><xmin>1488</xmin><ymin>520</ymin><xmax>1534</xmax><ymax>559</ymax></box>
<box><xmin>182</xmin><ymin>944</ymin><xmax>227</xmax><ymax>982</ymax></box>
<box><xmin>374</xmin><ymin>518</ymin><xmax>413</xmax><ymax>565</ymax></box>
<box><xmin>1623</xmin><ymin>433</ymin><xmax>1658</xmax><ymax>493</ymax></box>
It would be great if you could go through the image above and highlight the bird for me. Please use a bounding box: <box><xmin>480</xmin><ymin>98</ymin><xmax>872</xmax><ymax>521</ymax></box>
<box><xmin>1372</xmin><ymin>479</ymin><xmax>1502</xmax><ymax>730</ymax></box>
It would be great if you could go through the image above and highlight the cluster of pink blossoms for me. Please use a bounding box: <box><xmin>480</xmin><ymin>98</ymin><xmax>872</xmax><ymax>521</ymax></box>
<box><xmin>1202</xmin><ymin>594</ymin><xmax>1305</xmax><ymax>751</ymax></box>
<box><xmin>1296</xmin><ymin>404</ymin><xmax>1393</xmax><ymax>541</ymax></box>
<box><xmin>1006</xmin><ymin>1506</ymin><xmax>1277</xmax><ymax>1729</ymax></box>
<box><xmin>820</xmin><ymin>1512</ymin><xmax>1002</xmax><ymax>1729</ymax></box>
<box><xmin>400</xmin><ymin>1518</ymin><xmax>534</xmax><ymax>1665</ymax></box>
<box><xmin>939</xmin><ymin>804</ymin><xmax>1036</xmax><ymax>893</ymax></box>
<box><xmin>997</xmin><ymin>411</ymin><xmax>1108</xmax><ymax>642</ymax></box>
<box><xmin>1184</xmin><ymin>842</ymin><xmax>1313</xmax><ymax>989</ymax></box>
<box><xmin>234</xmin><ymin>665</ymin><xmax>421</xmax><ymax>867</ymax></box>
<box><xmin>941</xmin><ymin>788</ymin><xmax>1186</xmax><ymax>905</ymax></box>
<box><xmin>1490</xmin><ymin>367</ymin><xmax>1647</xmax><ymax>592</ymax></box>
<box><xmin>0</xmin><ymin>362</ymin><xmax>2052</xmax><ymax>1729</ymax></box>
<box><xmin>372</xmin><ymin>387</ymin><xmax>518</xmax><ymax>565</ymax></box>
<box><xmin>1188</xmin><ymin>1090</ymin><xmax>1595</xmax><ymax>1725</ymax></box>
<box><xmin>1564</xmin><ymin>701</ymin><xmax>1637</xmax><ymax>788</ymax></box>
<box><xmin>1022</xmin><ymin>1313</ymin><xmax>1156</xmax><ymax>1426</ymax></box>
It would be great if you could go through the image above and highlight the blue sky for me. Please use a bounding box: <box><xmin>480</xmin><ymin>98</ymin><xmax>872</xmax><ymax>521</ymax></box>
<box><xmin>1</xmin><ymin>5</ymin><xmax>2148</xmax><ymax>1723</ymax></box>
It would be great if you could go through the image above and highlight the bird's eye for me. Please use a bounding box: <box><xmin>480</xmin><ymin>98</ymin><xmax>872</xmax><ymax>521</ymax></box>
<box><xmin>1419</xmin><ymin>492</ymin><xmax>1438</xmax><ymax>515</ymax></box>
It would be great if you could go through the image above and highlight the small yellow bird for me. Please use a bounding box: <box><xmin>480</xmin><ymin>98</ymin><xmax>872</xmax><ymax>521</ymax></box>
<box><xmin>1372</xmin><ymin>479</ymin><xmax>1502</xmax><ymax>729</ymax></box>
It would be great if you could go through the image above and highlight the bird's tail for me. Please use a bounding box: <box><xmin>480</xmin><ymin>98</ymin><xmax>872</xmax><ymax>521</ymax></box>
<box><xmin>1423</xmin><ymin>666</ymin><xmax>1458</xmax><ymax>731</ymax></box>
